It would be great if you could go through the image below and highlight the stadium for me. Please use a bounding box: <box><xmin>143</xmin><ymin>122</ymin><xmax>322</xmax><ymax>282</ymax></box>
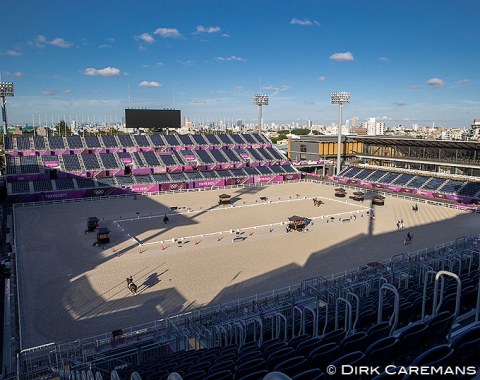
<box><xmin>3</xmin><ymin>121</ymin><xmax>480</xmax><ymax>380</ymax></box>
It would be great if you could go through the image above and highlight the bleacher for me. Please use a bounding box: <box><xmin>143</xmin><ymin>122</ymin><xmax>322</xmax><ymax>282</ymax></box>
<box><xmin>336</xmin><ymin>166</ymin><xmax>480</xmax><ymax>201</ymax></box>
<box><xmin>31</xmin><ymin>235</ymin><xmax>480</xmax><ymax>380</ymax></box>
<box><xmin>101</xmin><ymin>135</ymin><xmax>119</xmax><ymax>148</ymax></box>
<box><xmin>55</xmin><ymin>178</ymin><xmax>75</xmax><ymax>190</ymax></box>
<box><xmin>48</xmin><ymin>136</ymin><xmax>65</xmax><ymax>149</ymax></box>
<box><xmin>100</xmin><ymin>153</ymin><xmax>120</xmax><ymax>169</ymax></box>
<box><xmin>33</xmin><ymin>136</ymin><xmax>45</xmax><ymax>150</ymax></box>
<box><xmin>81</xmin><ymin>154</ymin><xmax>101</xmax><ymax>170</ymax></box>
<box><xmin>32</xmin><ymin>179</ymin><xmax>53</xmax><ymax>192</ymax></box>
<box><xmin>84</xmin><ymin>135</ymin><xmax>101</xmax><ymax>148</ymax></box>
<box><xmin>5</xmin><ymin>133</ymin><xmax>298</xmax><ymax>200</ymax></box>
<box><xmin>19</xmin><ymin>156</ymin><xmax>39</xmax><ymax>174</ymax></box>
<box><xmin>66</xmin><ymin>135</ymin><xmax>84</xmax><ymax>149</ymax></box>
<box><xmin>62</xmin><ymin>154</ymin><xmax>82</xmax><ymax>171</ymax></box>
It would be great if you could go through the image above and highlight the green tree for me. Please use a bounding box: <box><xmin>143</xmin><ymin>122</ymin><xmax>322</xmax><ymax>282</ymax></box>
<box><xmin>291</xmin><ymin>128</ymin><xmax>310</xmax><ymax>135</ymax></box>
<box><xmin>55</xmin><ymin>120</ymin><xmax>71</xmax><ymax>136</ymax></box>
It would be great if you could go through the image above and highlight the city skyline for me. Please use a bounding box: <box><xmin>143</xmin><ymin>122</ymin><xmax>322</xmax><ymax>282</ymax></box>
<box><xmin>1</xmin><ymin>0</ymin><xmax>479</xmax><ymax>128</ymax></box>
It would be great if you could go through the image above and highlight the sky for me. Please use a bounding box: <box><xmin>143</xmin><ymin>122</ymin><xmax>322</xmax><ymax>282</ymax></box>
<box><xmin>1</xmin><ymin>0</ymin><xmax>479</xmax><ymax>128</ymax></box>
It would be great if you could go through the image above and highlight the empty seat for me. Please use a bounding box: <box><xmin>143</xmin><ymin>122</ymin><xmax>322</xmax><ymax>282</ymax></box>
<box><xmin>234</xmin><ymin>358</ymin><xmax>266</xmax><ymax>379</ymax></box>
<box><xmin>450</xmin><ymin>324</ymin><xmax>480</xmax><ymax>368</ymax></box>
<box><xmin>273</xmin><ymin>356</ymin><xmax>308</xmax><ymax>377</ymax></box>
<box><xmin>423</xmin><ymin>311</ymin><xmax>454</xmax><ymax>346</ymax></box>
<box><xmin>396</xmin><ymin>322</ymin><xmax>428</xmax><ymax>365</ymax></box>
<box><xmin>364</xmin><ymin>336</ymin><xmax>399</xmax><ymax>367</ymax></box>
<box><xmin>308</xmin><ymin>343</ymin><xmax>338</xmax><ymax>372</ymax></box>
<box><xmin>366</xmin><ymin>322</ymin><xmax>391</xmax><ymax>346</ymax></box>
<box><xmin>338</xmin><ymin>331</ymin><xmax>369</xmax><ymax>355</ymax></box>
<box><xmin>291</xmin><ymin>368</ymin><xmax>325</xmax><ymax>380</ymax></box>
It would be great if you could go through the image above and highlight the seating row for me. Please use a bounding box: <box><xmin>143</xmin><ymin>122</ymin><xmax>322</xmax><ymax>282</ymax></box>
<box><xmin>339</xmin><ymin>166</ymin><xmax>480</xmax><ymax>198</ymax></box>
<box><xmin>5</xmin><ymin>133</ymin><xmax>271</xmax><ymax>151</ymax></box>
<box><xmin>7</xmin><ymin>147</ymin><xmax>286</xmax><ymax>174</ymax></box>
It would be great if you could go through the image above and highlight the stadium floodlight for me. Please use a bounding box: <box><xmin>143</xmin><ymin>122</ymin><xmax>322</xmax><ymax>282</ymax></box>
<box><xmin>0</xmin><ymin>81</ymin><xmax>14</xmax><ymax>136</ymax></box>
<box><xmin>253</xmin><ymin>94</ymin><xmax>269</xmax><ymax>133</ymax></box>
<box><xmin>331</xmin><ymin>91</ymin><xmax>350</xmax><ymax>175</ymax></box>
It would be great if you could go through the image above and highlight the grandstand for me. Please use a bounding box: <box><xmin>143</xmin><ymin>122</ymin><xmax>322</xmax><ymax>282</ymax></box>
<box><xmin>331</xmin><ymin>165</ymin><xmax>480</xmax><ymax>205</ymax></box>
<box><xmin>4</xmin><ymin>133</ymin><xmax>299</xmax><ymax>203</ymax></box>
<box><xmin>4</xmin><ymin>132</ymin><xmax>480</xmax><ymax>380</ymax></box>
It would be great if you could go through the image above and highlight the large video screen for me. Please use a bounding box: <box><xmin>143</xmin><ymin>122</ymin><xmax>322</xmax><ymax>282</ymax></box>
<box><xmin>125</xmin><ymin>109</ymin><xmax>181</xmax><ymax>129</ymax></box>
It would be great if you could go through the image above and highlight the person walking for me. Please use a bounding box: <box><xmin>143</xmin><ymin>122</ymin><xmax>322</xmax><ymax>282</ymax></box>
<box><xmin>163</xmin><ymin>214</ymin><xmax>169</xmax><ymax>224</ymax></box>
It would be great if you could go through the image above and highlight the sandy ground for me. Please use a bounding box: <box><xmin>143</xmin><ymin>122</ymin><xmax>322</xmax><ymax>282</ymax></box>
<box><xmin>14</xmin><ymin>182</ymin><xmax>479</xmax><ymax>348</ymax></box>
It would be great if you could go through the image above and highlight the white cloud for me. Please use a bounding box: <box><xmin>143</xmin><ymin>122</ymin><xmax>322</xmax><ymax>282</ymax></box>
<box><xmin>178</xmin><ymin>60</ymin><xmax>195</xmax><ymax>67</ymax></box>
<box><xmin>83</xmin><ymin>67</ymin><xmax>121</xmax><ymax>77</ymax></box>
<box><xmin>190</xmin><ymin>99</ymin><xmax>208</xmax><ymax>104</ymax></box>
<box><xmin>64</xmin><ymin>89</ymin><xmax>72</xmax><ymax>94</ymax></box>
<box><xmin>6</xmin><ymin>50</ymin><xmax>22</xmax><ymax>56</ymax></box>
<box><xmin>50</xmin><ymin>38</ymin><xmax>73</xmax><ymax>48</ymax></box>
<box><xmin>318</xmin><ymin>76</ymin><xmax>326</xmax><ymax>81</ymax></box>
<box><xmin>379</xmin><ymin>57</ymin><xmax>389</xmax><ymax>61</ymax></box>
<box><xmin>329</xmin><ymin>52</ymin><xmax>354</xmax><ymax>62</ymax></box>
<box><xmin>43</xmin><ymin>89</ymin><xmax>55</xmax><ymax>96</ymax></box>
<box><xmin>216</xmin><ymin>55</ymin><xmax>245</xmax><ymax>61</ymax></box>
<box><xmin>142</xmin><ymin>62</ymin><xmax>164</xmax><ymax>68</ymax></box>
<box><xmin>154</xmin><ymin>28</ymin><xmax>182</xmax><ymax>38</ymax></box>
<box><xmin>98</xmin><ymin>44</ymin><xmax>111</xmax><ymax>49</ymax></box>
<box><xmin>222</xmin><ymin>33</ymin><xmax>230</xmax><ymax>38</ymax></box>
<box><xmin>262</xmin><ymin>84</ymin><xmax>290</xmax><ymax>95</ymax></box>
<box><xmin>138</xmin><ymin>33</ymin><xmax>154</xmax><ymax>43</ymax></box>
<box><xmin>290</xmin><ymin>18</ymin><xmax>320</xmax><ymax>26</ymax></box>
<box><xmin>5</xmin><ymin>71</ymin><xmax>24</xmax><ymax>78</ymax></box>
<box><xmin>194</xmin><ymin>25</ymin><xmax>221</xmax><ymax>34</ymax></box>
<box><xmin>426</xmin><ymin>77</ymin><xmax>444</xmax><ymax>87</ymax></box>
<box><xmin>36</xmin><ymin>35</ymin><xmax>72</xmax><ymax>48</ymax></box>
<box><xmin>458</xmin><ymin>79</ymin><xmax>470</xmax><ymax>85</ymax></box>
<box><xmin>233</xmin><ymin>86</ymin><xmax>244</xmax><ymax>93</ymax></box>
<box><xmin>138</xmin><ymin>81</ymin><xmax>161</xmax><ymax>87</ymax></box>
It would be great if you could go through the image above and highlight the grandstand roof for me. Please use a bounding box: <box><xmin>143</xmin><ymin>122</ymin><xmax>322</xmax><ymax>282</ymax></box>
<box><xmin>351</xmin><ymin>136</ymin><xmax>480</xmax><ymax>150</ymax></box>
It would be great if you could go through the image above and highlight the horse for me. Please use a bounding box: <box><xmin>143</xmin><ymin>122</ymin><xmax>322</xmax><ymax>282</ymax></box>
<box><xmin>313</xmin><ymin>198</ymin><xmax>324</xmax><ymax>207</ymax></box>
<box><xmin>128</xmin><ymin>282</ymin><xmax>138</xmax><ymax>295</ymax></box>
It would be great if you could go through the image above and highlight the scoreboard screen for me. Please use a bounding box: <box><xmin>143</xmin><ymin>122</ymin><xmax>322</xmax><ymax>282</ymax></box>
<box><xmin>125</xmin><ymin>109</ymin><xmax>181</xmax><ymax>128</ymax></box>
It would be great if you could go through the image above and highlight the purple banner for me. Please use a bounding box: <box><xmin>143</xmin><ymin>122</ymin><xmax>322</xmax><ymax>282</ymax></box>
<box><xmin>193</xmin><ymin>179</ymin><xmax>226</xmax><ymax>188</ymax></box>
<box><xmin>360</xmin><ymin>181</ymin><xmax>374</xmax><ymax>188</ymax></box>
<box><xmin>130</xmin><ymin>184</ymin><xmax>159</xmax><ymax>193</ymax></box>
<box><xmin>254</xmin><ymin>175</ymin><xmax>282</xmax><ymax>183</ymax></box>
<box><xmin>167</xmin><ymin>166</ymin><xmax>183</xmax><ymax>173</ymax></box>
<box><xmin>283</xmin><ymin>174</ymin><xmax>301</xmax><ymax>181</ymax></box>
<box><xmin>160</xmin><ymin>182</ymin><xmax>186</xmax><ymax>191</ymax></box>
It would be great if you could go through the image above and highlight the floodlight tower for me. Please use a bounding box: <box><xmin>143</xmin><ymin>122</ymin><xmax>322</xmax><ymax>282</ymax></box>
<box><xmin>331</xmin><ymin>91</ymin><xmax>350</xmax><ymax>175</ymax></box>
<box><xmin>0</xmin><ymin>81</ymin><xmax>14</xmax><ymax>136</ymax></box>
<box><xmin>253</xmin><ymin>94</ymin><xmax>269</xmax><ymax>133</ymax></box>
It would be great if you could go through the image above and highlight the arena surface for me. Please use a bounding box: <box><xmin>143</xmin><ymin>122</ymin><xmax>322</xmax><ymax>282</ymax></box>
<box><xmin>14</xmin><ymin>181</ymin><xmax>479</xmax><ymax>348</ymax></box>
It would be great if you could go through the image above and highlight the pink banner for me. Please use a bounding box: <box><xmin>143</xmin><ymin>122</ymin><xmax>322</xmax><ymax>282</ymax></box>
<box><xmin>120</xmin><ymin>157</ymin><xmax>133</xmax><ymax>164</ymax></box>
<box><xmin>130</xmin><ymin>184</ymin><xmax>159</xmax><ymax>193</ymax></box>
<box><xmin>44</xmin><ymin>161</ymin><xmax>60</xmax><ymax>168</ymax></box>
<box><xmin>193</xmin><ymin>179</ymin><xmax>225</xmax><ymax>188</ymax></box>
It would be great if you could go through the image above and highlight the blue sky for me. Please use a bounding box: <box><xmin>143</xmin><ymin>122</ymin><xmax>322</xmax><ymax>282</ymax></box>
<box><xmin>1</xmin><ymin>0</ymin><xmax>479</xmax><ymax>128</ymax></box>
